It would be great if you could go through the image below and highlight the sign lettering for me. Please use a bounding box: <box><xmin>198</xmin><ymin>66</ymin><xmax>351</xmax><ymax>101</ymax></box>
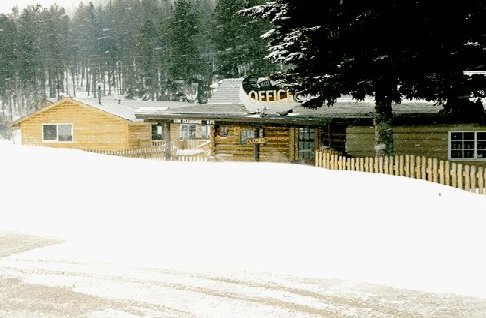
<box><xmin>174</xmin><ymin>119</ymin><xmax>215</xmax><ymax>125</ymax></box>
<box><xmin>246</xmin><ymin>137</ymin><xmax>267</xmax><ymax>144</ymax></box>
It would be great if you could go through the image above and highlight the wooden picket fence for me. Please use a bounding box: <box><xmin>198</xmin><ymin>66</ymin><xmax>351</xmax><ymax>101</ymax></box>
<box><xmin>85</xmin><ymin>147</ymin><xmax>208</xmax><ymax>162</ymax></box>
<box><xmin>315</xmin><ymin>148</ymin><xmax>486</xmax><ymax>195</ymax></box>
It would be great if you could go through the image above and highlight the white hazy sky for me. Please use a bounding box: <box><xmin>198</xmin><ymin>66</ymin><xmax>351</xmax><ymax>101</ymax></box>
<box><xmin>0</xmin><ymin>0</ymin><xmax>103</xmax><ymax>15</ymax></box>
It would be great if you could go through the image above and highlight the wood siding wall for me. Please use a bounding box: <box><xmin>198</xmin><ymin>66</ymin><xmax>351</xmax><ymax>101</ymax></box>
<box><xmin>128</xmin><ymin>123</ymin><xmax>152</xmax><ymax>148</ymax></box>
<box><xmin>215</xmin><ymin>125</ymin><xmax>291</xmax><ymax>162</ymax></box>
<box><xmin>19</xmin><ymin>99</ymin><xmax>149</xmax><ymax>151</ymax></box>
<box><xmin>213</xmin><ymin>124</ymin><xmax>346</xmax><ymax>163</ymax></box>
<box><xmin>346</xmin><ymin>124</ymin><xmax>486</xmax><ymax>166</ymax></box>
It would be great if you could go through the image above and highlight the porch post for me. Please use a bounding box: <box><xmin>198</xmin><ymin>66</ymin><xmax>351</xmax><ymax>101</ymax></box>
<box><xmin>164</xmin><ymin>121</ymin><xmax>171</xmax><ymax>160</ymax></box>
<box><xmin>254</xmin><ymin>126</ymin><xmax>263</xmax><ymax>162</ymax></box>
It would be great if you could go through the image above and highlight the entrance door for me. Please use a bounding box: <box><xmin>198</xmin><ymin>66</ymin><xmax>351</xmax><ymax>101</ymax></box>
<box><xmin>298</xmin><ymin>127</ymin><xmax>315</xmax><ymax>161</ymax></box>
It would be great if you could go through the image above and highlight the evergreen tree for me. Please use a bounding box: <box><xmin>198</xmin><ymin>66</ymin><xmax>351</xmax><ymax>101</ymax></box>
<box><xmin>0</xmin><ymin>14</ymin><xmax>18</xmax><ymax>116</ymax></box>
<box><xmin>39</xmin><ymin>5</ymin><xmax>70</xmax><ymax>99</ymax></box>
<box><xmin>242</xmin><ymin>1</ymin><xmax>486</xmax><ymax>156</ymax></box>
<box><xmin>167</xmin><ymin>0</ymin><xmax>204</xmax><ymax>100</ymax></box>
<box><xmin>15</xmin><ymin>5</ymin><xmax>45</xmax><ymax>112</ymax></box>
<box><xmin>137</xmin><ymin>19</ymin><xmax>159</xmax><ymax>99</ymax></box>
<box><xmin>212</xmin><ymin>0</ymin><xmax>272</xmax><ymax>78</ymax></box>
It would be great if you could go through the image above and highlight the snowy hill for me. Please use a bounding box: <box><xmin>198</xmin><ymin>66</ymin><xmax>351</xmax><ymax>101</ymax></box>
<box><xmin>1</xmin><ymin>140</ymin><xmax>486</xmax><ymax>317</ymax></box>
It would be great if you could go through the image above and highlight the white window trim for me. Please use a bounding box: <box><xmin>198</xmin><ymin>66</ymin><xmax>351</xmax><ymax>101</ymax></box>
<box><xmin>42</xmin><ymin>123</ymin><xmax>73</xmax><ymax>143</ymax></box>
<box><xmin>448</xmin><ymin>131</ymin><xmax>486</xmax><ymax>161</ymax></box>
<box><xmin>240</xmin><ymin>128</ymin><xmax>256</xmax><ymax>145</ymax></box>
<box><xmin>179</xmin><ymin>124</ymin><xmax>196</xmax><ymax>140</ymax></box>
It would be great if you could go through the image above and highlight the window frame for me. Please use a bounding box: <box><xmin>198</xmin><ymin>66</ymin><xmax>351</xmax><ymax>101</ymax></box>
<box><xmin>179</xmin><ymin>124</ymin><xmax>196</xmax><ymax>140</ymax></box>
<box><xmin>240</xmin><ymin>128</ymin><xmax>256</xmax><ymax>145</ymax></box>
<box><xmin>151</xmin><ymin>124</ymin><xmax>164</xmax><ymax>140</ymax></box>
<box><xmin>42</xmin><ymin>123</ymin><xmax>73</xmax><ymax>143</ymax></box>
<box><xmin>298</xmin><ymin>127</ymin><xmax>315</xmax><ymax>160</ymax></box>
<box><xmin>201</xmin><ymin>124</ymin><xmax>210</xmax><ymax>139</ymax></box>
<box><xmin>448</xmin><ymin>131</ymin><xmax>486</xmax><ymax>161</ymax></box>
<box><xmin>219</xmin><ymin>126</ymin><xmax>229</xmax><ymax>138</ymax></box>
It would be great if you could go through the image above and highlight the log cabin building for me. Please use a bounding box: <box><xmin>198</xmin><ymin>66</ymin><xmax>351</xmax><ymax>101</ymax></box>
<box><xmin>11</xmin><ymin>97</ymin><xmax>189</xmax><ymax>151</ymax></box>
<box><xmin>137</xmin><ymin>78</ymin><xmax>486</xmax><ymax>166</ymax></box>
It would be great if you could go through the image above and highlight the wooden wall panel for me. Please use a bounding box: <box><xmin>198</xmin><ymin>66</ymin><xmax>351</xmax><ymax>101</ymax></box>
<box><xmin>128</xmin><ymin>123</ymin><xmax>152</xmax><ymax>148</ymax></box>
<box><xmin>214</xmin><ymin>125</ymin><xmax>291</xmax><ymax>162</ymax></box>
<box><xmin>346</xmin><ymin>124</ymin><xmax>486</xmax><ymax>166</ymax></box>
<box><xmin>20</xmin><ymin>100</ymin><xmax>132</xmax><ymax>151</ymax></box>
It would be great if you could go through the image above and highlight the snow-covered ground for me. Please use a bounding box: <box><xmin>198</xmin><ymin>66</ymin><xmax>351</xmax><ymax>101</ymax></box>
<box><xmin>1</xmin><ymin>140</ymin><xmax>486</xmax><ymax>317</ymax></box>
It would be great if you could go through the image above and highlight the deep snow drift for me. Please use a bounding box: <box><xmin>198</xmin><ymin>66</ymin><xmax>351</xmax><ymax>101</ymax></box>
<box><xmin>1</xmin><ymin>140</ymin><xmax>486</xmax><ymax>299</ymax></box>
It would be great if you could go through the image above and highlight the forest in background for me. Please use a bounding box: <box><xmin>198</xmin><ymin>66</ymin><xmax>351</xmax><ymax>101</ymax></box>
<box><xmin>0</xmin><ymin>0</ymin><xmax>274</xmax><ymax>123</ymax></box>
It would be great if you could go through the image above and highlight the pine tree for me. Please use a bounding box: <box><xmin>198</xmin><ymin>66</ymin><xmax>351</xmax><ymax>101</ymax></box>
<box><xmin>167</xmin><ymin>0</ymin><xmax>204</xmax><ymax>100</ymax></box>
<box><xmin>212</xmin><ymin>0</ymin><xmax>272</xmax><ymax>78</ymax></box>
<box><xmin>242</xmin><ymin>1</ymin><xmax>486</xmax><ymax>156</ymax></box>
<box><xmin>137</xmin><ymin>19</ymin><xmax>159</xmax><ymax>100</ymax></box>
<box><xmin>0</xmin><ymin>14</ymin><xmax>18</xmax><ymax>117</ymax></box>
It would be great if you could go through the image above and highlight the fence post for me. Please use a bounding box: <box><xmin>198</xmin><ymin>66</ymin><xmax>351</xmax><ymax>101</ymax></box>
<box><xmin>398</xmin><ymin>155</ymin><xmax>404</xmax><ymax>176</ymax></box>
<box><xmin>427</xmin><ymin>158</ymin><xmax>433</xmax><ymax>182</ymax></box>
<box><xmin>464</xmin><ymin>165</ymin><xmax>471</xmax><ymax>192</ymax></box>
<box><xmin>471</xmin><ymin>165</ymin><xmax>477</xmax><ymax>194</ymax></box>
<box><xmin>389</xmin><ymin>156</ymin><xmax>394</xmax><ymax>175</ymax></box>
<box><xmin>384</xmin><ymin>156</ymin><xmax>389</xmax><ymax>174</ymax></box>
<box><xmin>451</xmin><ymin>163</ymin><xmax>457</xmax><ymax>189</ymax></box>
<box><xmin>350</xmin><ymin>158</ymin><xmax>355</xmax><ymax>171</ymax></box>
<box><xmin>479</xmin><ymin>167</ymin><xmax>485</xmax><ymax>195</ymax></box>
<box><xmin>415</xmin><ymin>156</ymin><xmax>421</xmax><ymax>179</ymax></box>
<box><xmin>404</xmin><ymin>155</ymin><xmax>410</xmax><ymax>177</ymax></box>
<box><xmin>444</xmin><ymin>161</ymin><xmax>450</xmax><ymax>186</ymax></box>
<box><xmin>457</xmin><ymin>164</ymin><xmax>463</xmax><ymax>190</ymax></box>
<box><xmin>421</xmin><ymin>156</ymin><xmax>427</xmax><ymax>180</ymax></box>
<box><xmin>378</xmin><ymin>156</ymin><xmax>384</xmax><ymax>174</ymax></box>
<box><xmin>432</xmin><ymin>158</ymin><xmax>438</xmax><ymax>184</ymax></box>
<box><xmin>438</xmin><ymin>161</ymin><xmax>445</xmax><ymax>185</ymax></box>
<box><xmin>410</xmin><ymin>155</ymin><xmax>415</xmax><ymax>179</ymax></box>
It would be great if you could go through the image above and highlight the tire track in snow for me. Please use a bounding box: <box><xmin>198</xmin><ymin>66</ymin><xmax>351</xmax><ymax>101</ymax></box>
<box><xmin>3</xmin><ymin>257</ymin><xmax>486</xmax><ymax>318</ymax></box>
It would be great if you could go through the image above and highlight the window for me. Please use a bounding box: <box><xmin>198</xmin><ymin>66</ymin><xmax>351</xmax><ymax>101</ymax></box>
<box><xmin>180</xmin><ymin>124</ymin><xmax>196</xmax><ymax>140</ymax></box>
<box><xmin>201</xmin><ymin>125</ymin><xmax>210</xmax><ymax>139</ymax></box>
<box><xmin>219</xmin><ymin>126</ymin><xmax>229</xmax><ymax>138</ymax></box>
<box><xmin>42</xmin><ymin>124</ymin><xmax>72</xmax><ymax>142</ymax></box>
<box><xmin>298</xmin><ymin>127</ymin><xmax>315</xmax><ymax>160</ymax></box>
<box><xmin>241</xmin><ymin>128</ymin><xmax>255</xmax><ymax>145</ymax></box>
<box><xmin>152</xmin><ymin>124</ymin><xmax>164</xmax><ymax>140</ymax></box>
<box><xmin>449</xmin><ymin>131</ymin><xmax>486</xmax><ymax>160</ymax></box>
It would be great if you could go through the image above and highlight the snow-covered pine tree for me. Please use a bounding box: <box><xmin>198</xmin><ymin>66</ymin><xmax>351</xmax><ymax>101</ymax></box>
<box><xmin>211</xmin><ymin>0</ymin><xmax>273</xmax><ymax>78</ymax></box>
<box><xmin>242</xmin><ymin>1</ymin><xmax>486</xmax><ymax>156</ymax></box>
<box><xmin>167</xmin><ymin>0</ymin><xmax>204</xmax><ymax>100</ymax></box>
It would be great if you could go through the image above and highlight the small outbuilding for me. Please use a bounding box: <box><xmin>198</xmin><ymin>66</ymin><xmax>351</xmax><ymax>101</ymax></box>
<box><xmin>11</xmin><ymin>97</ymin><xmax>156</xmax><ymax>151</ymax></box>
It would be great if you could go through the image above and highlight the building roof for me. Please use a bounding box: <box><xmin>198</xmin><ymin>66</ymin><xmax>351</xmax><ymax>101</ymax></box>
<box><xmin>136</xmin><ymin>78</ymin><xmax>451</xmax><ymax>125</ymax></box>
<box><xmin>207</xmin><ymin>78</ymin><xmax>243</xmax><ymax>105</ymax></box>
<box><xmin>291</xmin><ymin>98</ymin><xmax>442</xmax><ymax>118</ymax></box>
<box><xmin>11</xmin><ymin>96</ymin><xmax>195</xmax><ymax>127</ymax></box>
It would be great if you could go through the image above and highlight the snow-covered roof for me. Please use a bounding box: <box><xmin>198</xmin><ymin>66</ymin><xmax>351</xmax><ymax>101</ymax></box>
<box><xmin>75</xmin><ymin>97</ymin><xmax>194</xmax><ymax>122</ymax></box>
<box><xmin>207</xmin><ymin>78</ymin><xmax>243</xmax><ymax>105</ymax></box>
<box><xmin>74</xmin><ymin>97</ymin><xmax>141</xmax><ymax>122</ymax></box>
<box><xmin>291</xmin><ymin>98</ymin><xmax>441</xmax><ymax>118</ymax></box>
<box><xmin>135</xmin><ymin>81</ymin><xmax>443</xmax><ymax>123</ymax></box>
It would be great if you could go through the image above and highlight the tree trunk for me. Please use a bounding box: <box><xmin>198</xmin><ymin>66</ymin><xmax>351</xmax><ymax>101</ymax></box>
<box><xmin>374</xmin><ymin>87</ymin><xmax>395</xmax><ymax>157</ymax></box>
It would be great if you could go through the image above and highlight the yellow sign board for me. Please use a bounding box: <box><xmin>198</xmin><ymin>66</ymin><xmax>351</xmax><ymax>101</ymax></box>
<box><xmin>246</xmin><ymin>138</ymin><xmax>267</xmax><ymax>144</ymax></box>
